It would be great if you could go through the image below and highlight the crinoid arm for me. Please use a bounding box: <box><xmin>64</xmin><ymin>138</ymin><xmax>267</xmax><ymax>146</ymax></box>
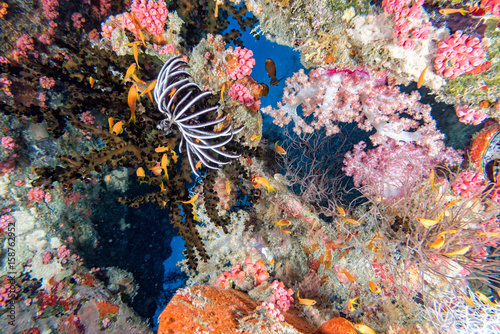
<box><xmin>154</xmin><ymin>56</ymin><xmax>243</xmax><ymax>176</ymax></box>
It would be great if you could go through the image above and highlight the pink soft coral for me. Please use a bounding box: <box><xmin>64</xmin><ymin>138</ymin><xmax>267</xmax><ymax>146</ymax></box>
<box><xmin>130</xmin><ymin>0</ymin><xmax>168</xmax><ymax>35</ymax></box>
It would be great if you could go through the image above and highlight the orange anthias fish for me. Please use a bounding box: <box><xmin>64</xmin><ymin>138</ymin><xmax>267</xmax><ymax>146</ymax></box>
<box><xmin>178</xmin><ymin>192</ymin><xmax>200</xmax><ymax>206</ymax></box>
<box><xmin>443</xmin><ymin>245</ymin><xmax>471</xmax><ymax>256</ymax></box>
<box><xmin>128</xmin><ymin>84</ymin><xmax>139</xmax><ymax>123</ymax></box>
<box><xmin>155</xmin><ymin>145</ymin><xmax>170</xmax><ymax>153</ymax></box>
<box><xmin>274</xmin><ymin>141</ymin><xmax>286</xmax><ymax>155</ymax></box>
<box><xmin>348</xmin><ymin>297</ymin><xmax>359</xmax><ymax>312</ymax></box>
<box><xmin>112</xmin><ymin>121</ymin><xmax>124</xmax><ymax>135</ymax></box>
<box><xmin>475</xmin><ymin>291</ymin><xmax>496</xmax><ymax>306</ymax></box>
<box><xmin>428</xmin><ymin>234</ymin><xmax>446</xmax><ymax>250</ymax></box>
<box><xmin>125</xmin><ymin>41</ymin><xmax>142</xmax><ymax>68</ymax></box>
<box><xmin>136</xmin><ymin>167</ymin><xmax>145</xmax><ymax>177</ymax></box>
<box><xmin>439</xmin><ymin>8</ymin><xmax>469</xmax><ymax>15</ymax></box>
<box><xmin>296</xmin><ymin>291</ymin><xmax>316</xmax><ymax>309</ymax></box>
<box><xmin>417</xmin><ymin>213</ymin><xmax>443</xmax><ymax>228</ymax></box>
<box><xmin>368</xmin><ymin>280</ymin><xmax>382</xmax><ymax>294</ymax></box>
<box><xmin>140</xmin><ymin>79</ymin><xmax>157</xmax><ymax>103</ymax></box>
<box><xmin>250</xmin><ymin>134</ymin><xmax>262</xmax><ymax>141</ymax></box>
<box><xmin>279</xmin><ymin>225</ymin><xmax>292</xmax><ymax>234</ymax></box>
<box><xmin>265</xmin><ymin>59</ymin><xmax>283</xmax><ymax>86</ymax></box>
<box><xmin>254</xmin><ymin>175</ymin><xmax>276</xmax><ymax>195</ymax></box>
<box><xmin>341</xmin><ymin>268</ymin><xmax>357</xmax><ymax>284</ymax></box>
<box><xmin>132</xmin><ymin>74</ymin><xmax>146</xmax><ymax>85</ymax></box>
<box><xmin>417</xmin><ymin>64</ymin><xmax>428</xmax><ymax>89</ymax></box>
<box><xmin>354</xmin><ymin>324</ymin><xmax>376</xmax><ymax>334</ymax></box>
<box><xmin>274</xmin><ymin>219</ymin><xmax>291</xmax><ymax>227</ymax></box>
<box><xmin>108</xmin><ymin>117</ymin><xmax>114</xmax><ymax>134</ymax></box>
<box><xmin>122</xmin><ymin>63</ymin><xmax>137</xmax><ymax>83</ymax></box>
<box><xmin>89</xmin><ymin>76</ymin><xmax>95</xmax><ymax>88</ymax></box>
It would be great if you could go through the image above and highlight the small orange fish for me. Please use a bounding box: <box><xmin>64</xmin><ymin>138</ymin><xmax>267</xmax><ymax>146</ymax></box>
<box><xmin>140</xmin><ymin>79</ymin><xmax>157</xmax><ymax>103</ymax></box>
<box><xmin>128</xmin><ymin>84</ymin><xmax>139</xmax><ymax>123</ymax></box>
<box><xmin>138</xmin><ymin>30</ymin><xmax>146</xmax><ymax>46</ymax></box>
<box><xmin>155</xmin><ymin>145</ymin><xmax>170</xmax><ymax>153</ymax></box>
<box><xmin>475</xmin><ymin>291</ymin><xmax>496</xmax><ymax>306</ymax></box>
<box><xmin>444</xmin><ymin>199</ymin><xmax>461</xmax><ymax>209</ymax></box>
<box><xmin>343</xmin><ymin>218</ymin><xmax>361</xmax><ymax>225</ymax></box>
<box><xmin>443</xmin><ymin>245</ymin><xmax>471</xmax><ymax>256</ymax></box>
<box><xmin>195</xmin><ymin>160</ymin><xmax>202</xmax><ymax>170</ymax></box>
<box><xmin>214</xmin><ymin>0</ymin><xmax>220</xmax><ymax>18</ymax></box>
<box><xmin>296</xmin><ymin>291</ymin><xmax>316</xmax><ymax>309</ymax></box>
<box><xmin>428</xmin><ymin>235</ymin><xmax>445</xmax><ymax>250</ymax></box>
<box><xmin>480</xmin><ymin>100</ymin><xmax>491</xmax><ymax>108</ymax></box>
<box><xmin>354</xmin><ymin>324</ymin><xmax>376</xmax><ymax>334</ymax></box>
<box><xmin>226</xmin><ymin>180</ymin><xmax>232</xmax><ymax>194</ymax></box>
<box><xmin>280</xmin><ymin>225</ymin><xmax>292</xmax><ymax>234</ymax></box>
<box><xmin>368</xmin><ymin>280</ymin><xmax>382</xmax><ymax>294</ymax></box>
<box><xmin>250</xmin><ymin>134</ymin><xmax>262</xmax><ymax>141</ymax></box>
<box><xmin>220</xmin><ymin>84</ymin><xmax>225</xmax><ymax>99</ymax></box>
<box><xmin>160</xmin><ymin>181</ymin><xmax>166</xmax><ymax>192</ymax></box>
<box><xmin>274</xmin><ymin>219</ymin><xmax>291</xmax><ymax>227</ymax></box>
<box><xmin>136</xmin><ymin>167</ymin><xmax>145</xmax><ymax>177</ymax></box>
<box><xmin>125</xmin><ymin>41</ymin><xmax>141</xmax><ymax>69</ymax></box>
<box><xmin>108</xmin><ymin>117</ymin><xmax>114</xmax><ymax>134</ymax></box>
<box><xmin>348</xmin><ymin>297</ymin><xmax>359</xmax><ymax>312</ymax></box>
<box><xmin>89</xmin><ymin>76</ymin><xmax>95</xmax><ymax>88</ymax></box>
<box><xmin>178</xmin><ymin>192</ymin><xmax>200</xmax><ymax>206</ymax></box>
<box><xmin>274</xmin><ymin>141</ymin><xmax>286</xmax><ymax>155</ymax></box>
<box><xmin>417</xmin><ymin>215</ymin><xmax>442</xmax><ymax>228</ymax></box>
<box><xmin>417</xmin><ymin>65</ymin><xmax>428</xmax><ymax>89</ymax></box>
<box><xmin>336</xmin><ymin>206</ymin><xmax>346</xmax><ymax>217</ymax></box>
<box><xmin>254</xmin><ymin>176</ymin><xmax>276</xmax><ymax>195</ymax></box>
<box><xmin>341</xmin><ymin>268</ymin><xmax>357</xmax><ymax>284</ymax></box>
<box><xmin>161</xmin><ymin>153</ymin><xmax>169</xmax><ymax>179</ymax></box>
<box><xmin>171</xmin><ymin>150</ymin><xmax>179</xmax><ymax>163</ymax></box>
<box><xmin>122</xmin><ymin>63</ymin><xmax>137</xmax><ymax>83</ymax></box>
<box><xmin>132</xmin><ymin>74</ymin><xmax>146</xmax><ymax>85</ymax></box>
<box><xmin>112</xmin><ymin>121</ymin><xmax>124</xmax><ymax>135</ymax></box>
<box><xmin>439</xmin><ymin>8</ymin><xmax>469</xmax><ymax>15</ymax></box>
<box><xmin>169</xmin><ymin>87</ymin><xmax>176</xmax><ymax>98</ymax></box>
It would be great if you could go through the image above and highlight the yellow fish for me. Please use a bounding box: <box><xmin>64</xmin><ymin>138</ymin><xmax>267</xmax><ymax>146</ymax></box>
<box><xmin>348</xmin><ymin>297</ymin><xmax>359</xmax><ymax>312</ymax></box>
<box><xmin>254</xmin><ymin>176</ymin><xmax>276</xmax><ymax>195</ymax></box>
<box><xmin>368</xmin><ymin>280</ymin><xmax>382</xmax><ymax>294</ymax></box>
<box><xmin>128</xmin><ymin>84</ymin><xmax>139</xmax><ymax>123</ymax></box>
<box><xmin>178</xmin><ymin>192</ymin><xmax>200</xmax><ymax>206</ymax></box>
<box><xmin>155</xmin><ymin>145</ymin><xmax>170</xmax><ymax>153</ymax></box>
<box><xmin>443</xmin><ymin>245</ymin><xmax>471</xmax><ymax>256</ymax></box>
<box><xmin>475</xmin><ymin>291</ymin><xmax>496</xmax><ymax>307</ymax></box>
<box><xmin>279</xmin><ymin>225</ymin><xmax>292</xmax><ymax>234</ymax></box>
<box><xmin>108</xmin><ymin>117</ymin><xmax>114</xmax><ymax>134</ymax></box>
<box><xmin>439</xmin><ymin>8</ymin><xmax>469</xmax><ymax>15</ymax></box>
<box><xmin>274</xmin><ymin>219</ymin><xmax>291</xmax><ymax>227</ymax></box>
<box><xmin>112</xmin><ymin>121</ymin><xmax>124</xmax><ymax>135</ymax></box>
<box><xmin>125</xmin><ymin>41</ymin><xmax>141</xmax><ymax>69</ymax></box>
<box><xmin>274</xmin><ymin>141</ymin><xmax>286</xmax><ymax>155</ymax></box>
<box><xmin>354</xmin><ymin>324</ymin><xmax>376</xmax><ymax>334</ymax></box>
<box><xmin>444</xmin><ymin>199</ymin><xmax>461</xmax><ymax>209</ymax></box>
<box><xmin>220</xmin><ymin>84</ymin><xmax>225</xmax><ymax>99</ymax></box>
<box><xmin>140</xmin><ymin>79</ymin><xmax>157</xmax><ymax>103</ymax></box>
<box><xmin>138</xmin><ymin>30</ymin><xmax>146</xmax><ymax>46</ymax></box>
<box><xmin>122</xmin><ymin>63</ymin><xmax>137</xmax><ymax>83</ymax></box>
<box><xmin>171</xmin><ymin>150</ymin><xmax>179</xmax><ymax>163</ymax></box>
<box><xmin>132</xmin><ymin>73</ymin><xmax>146</xmax><ymax>85</ymax></box>
<box><xmin>89</xmin><ymin>76</ymin><xmax>95</xmax><ymax>88</ymax></box>
<box><xmin>428</xmin><ymin>235</ymin><xmax>445</xmax><ymax>250</ymax></box>
<box><xmin>226</xmin><ymin>180</ymin><xmax>232</xmax><ymax>194</ymax></box>
<box><xmin>337</xmin><ymin>206</ymin><xmax>346</xmax><ymax>217</ymax></box>
<box><xmin>136</xmin><ymin>167</ymin><xmax>145</xmax><ymax>177</ymax></box>
<box><xmin>161</xmin><ymin>153</ymin><xmax>169</xmax><ymax>179</ymax></box>
<box><xmin>341</xmin><ymin>268</ymin><xmax>357</xmax><ymax>284</ymax></box>
<box><xmin>250</xmin><ymin>134</ymin><xmax>262</xmax><ymax>141</ymax></box>
<box><xmin>296</xmin><ymin>291</ymin><xmax>316</xmax><ymax>309</ymax></box>
<box><xmin>417</xmin><ymin>213</ymin><xmax>442</xmax><ymax>228</ymax></box>
<box><xmin>417</xmin><ymin>64</ymin><xmax>428</xmax><ymax>89</ymax></box>
<box><xmin>343</xmin><ymin>218</ymin><xmax>361</xmax><ymax>225</ymax></box>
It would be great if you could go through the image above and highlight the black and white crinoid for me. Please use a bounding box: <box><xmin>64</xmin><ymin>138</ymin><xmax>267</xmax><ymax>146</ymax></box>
<box><xmin>154</xmin><ymin>56</ymin><xmax>243</xmax><ymax>176</ymax></box>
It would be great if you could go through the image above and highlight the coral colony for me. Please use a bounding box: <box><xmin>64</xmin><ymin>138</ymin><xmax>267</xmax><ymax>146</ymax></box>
<box><xmin>2</xmin><ymin>0</ymin><xmax>500</xmax><ymax>333</ymax></box>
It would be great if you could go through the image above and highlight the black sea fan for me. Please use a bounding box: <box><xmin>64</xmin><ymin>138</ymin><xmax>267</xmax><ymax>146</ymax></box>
<box><xmin>154</xmin><ymin>56</ymin><xmax>243</xmax><ymax>176</ymax></box>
